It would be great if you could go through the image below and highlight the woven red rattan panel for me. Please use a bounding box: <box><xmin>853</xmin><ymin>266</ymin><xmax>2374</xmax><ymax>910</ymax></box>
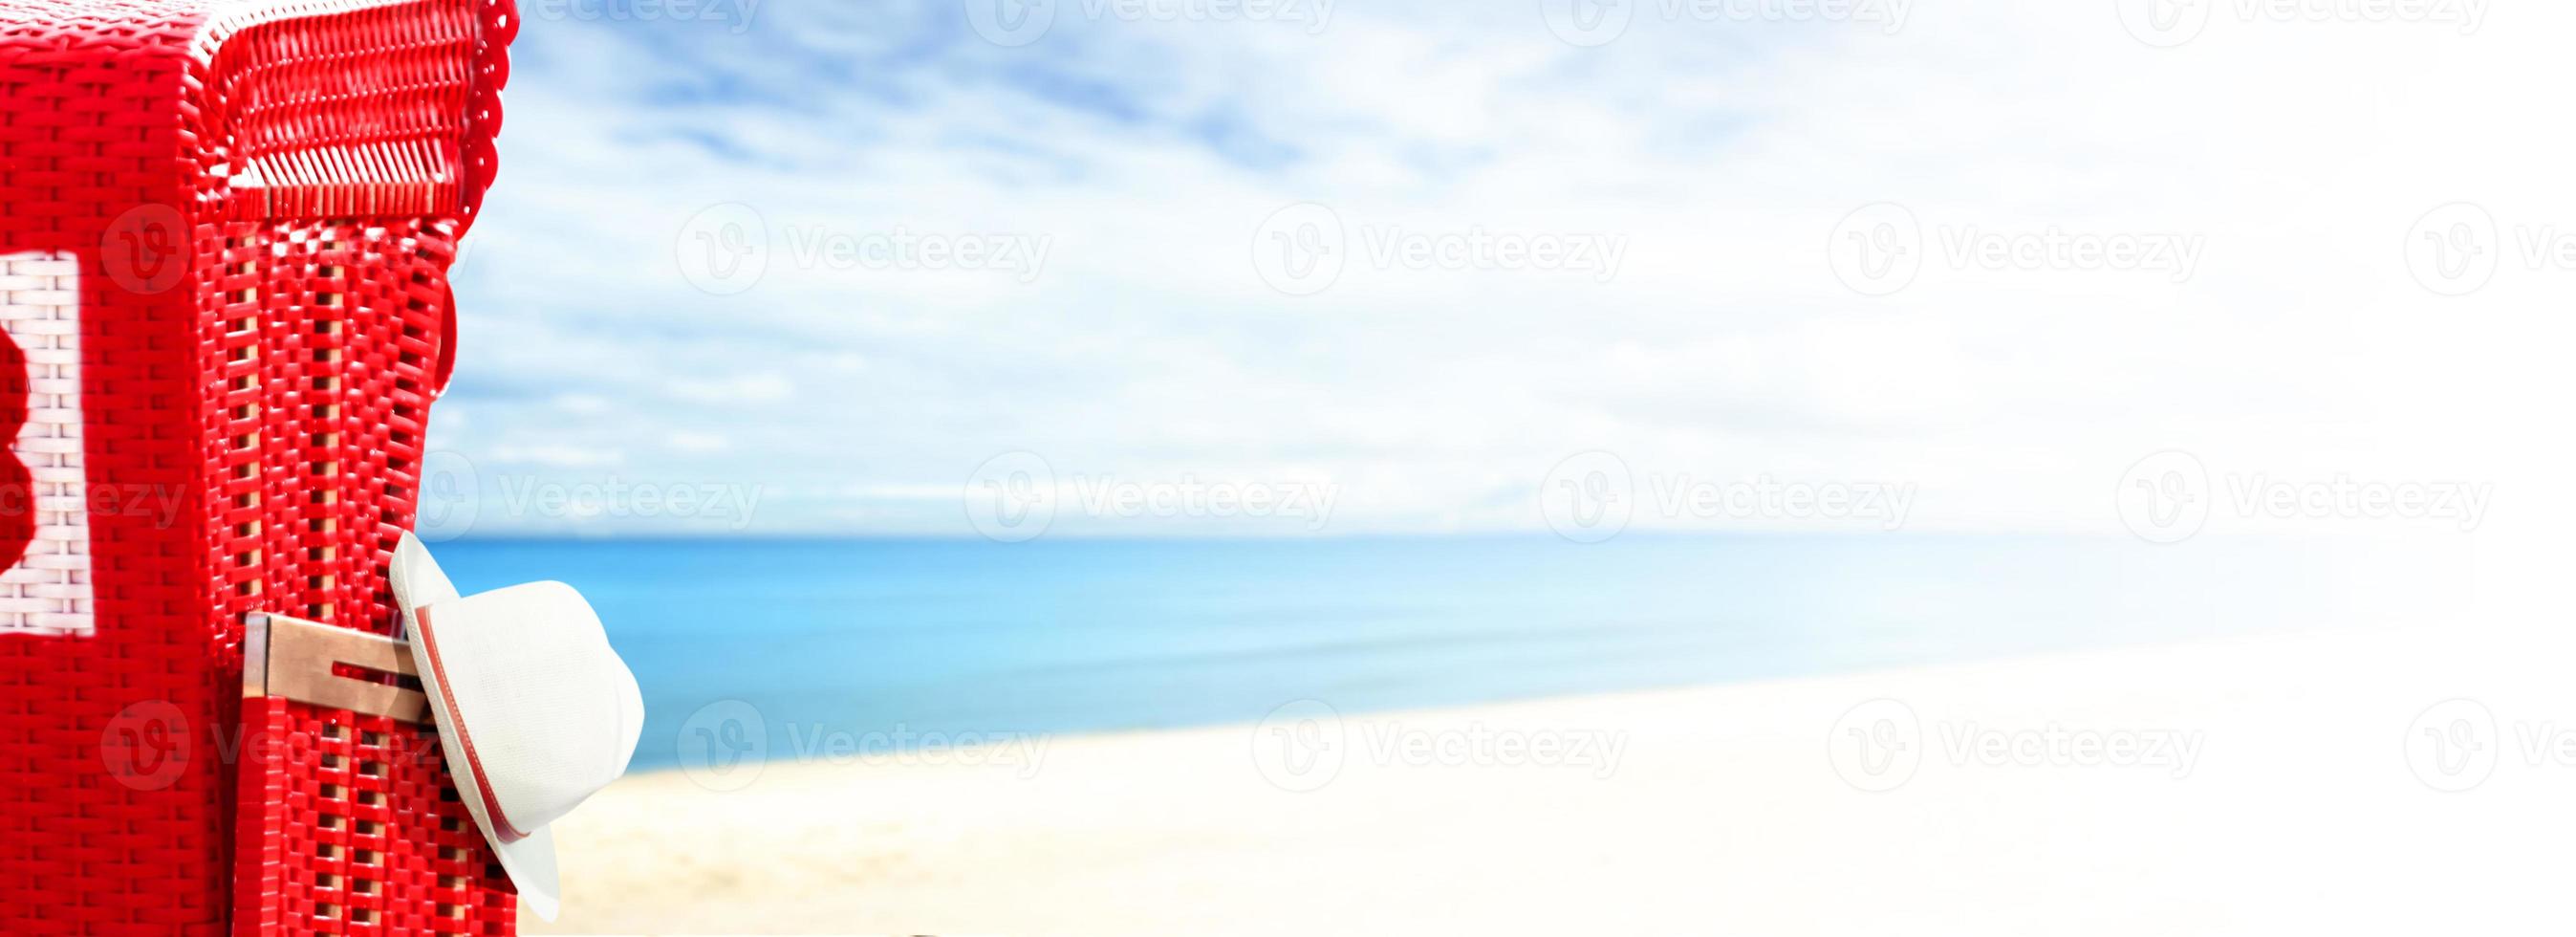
<box><xmin>0</xmin><ymin>1</ymin><xmax>514</xmax><ymax>933</ymax></box>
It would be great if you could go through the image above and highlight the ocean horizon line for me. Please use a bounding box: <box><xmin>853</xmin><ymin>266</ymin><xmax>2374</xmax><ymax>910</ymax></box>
<box><xmin>422</xmin><ymin>528</ymin><xmax>2311</xmax><ymax>544</ymax></box>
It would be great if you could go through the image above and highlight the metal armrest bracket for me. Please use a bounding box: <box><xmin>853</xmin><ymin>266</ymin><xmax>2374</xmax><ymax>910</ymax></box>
<box><xmin>242</xmin><ymin>612</ymin><xmax>428</xmax><ymax>723</ymax></box>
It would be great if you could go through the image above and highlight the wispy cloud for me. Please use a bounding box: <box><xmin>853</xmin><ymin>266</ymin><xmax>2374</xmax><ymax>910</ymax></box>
<box><xmin>431</xmin><ymin>0</ymin><xmax>2543</xmax><ymax>537</ymax></box>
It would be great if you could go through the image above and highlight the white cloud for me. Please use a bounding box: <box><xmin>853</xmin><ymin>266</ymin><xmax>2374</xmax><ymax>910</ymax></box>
<box><xmin>440</xmin><ymin>0</ymin><xmax>2554</xmax><ymax>535</ymax></box>
<box><xmin>488</xmin><ymin>444</ymin><xmax>626</xmax><ymax>468</ymax></box>
<box><xmin>665</xmin><ymin>430</ymin><xmax>729</xmax><ymax>453</ymax></box>
<box><xmin>666</xmin><ymin>372</ymin><xmax>795</xmax><ymax>404</ymax></box>
<box><xmin>553</xmin><ymin>393</ymin><xmax>614</xmax><ymax>415</ymax></box>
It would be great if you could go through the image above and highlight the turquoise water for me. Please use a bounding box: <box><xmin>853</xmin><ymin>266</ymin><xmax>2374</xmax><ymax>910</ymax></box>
<box><xmin>426</xmin><ymin>534</ymin><xmax>2407</xmax><ymax>770</ymax></box>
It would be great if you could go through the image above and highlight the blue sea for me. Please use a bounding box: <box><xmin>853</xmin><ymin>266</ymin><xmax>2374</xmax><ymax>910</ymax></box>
<box><xmin>425</xmin><ymin>534</ymin><xmax>2443</xmax><ymax>771</ymax></box>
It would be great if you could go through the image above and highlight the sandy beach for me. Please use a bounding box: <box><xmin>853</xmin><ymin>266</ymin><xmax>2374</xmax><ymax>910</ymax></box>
<box><xmin>529</xmin><ymin>623</ymin><xmax>2566</xmax><ymax>935</ymax></box>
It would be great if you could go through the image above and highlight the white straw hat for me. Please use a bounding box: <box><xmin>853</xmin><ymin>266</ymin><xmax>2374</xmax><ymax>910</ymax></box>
<box><xmin>390</xmin><ymin>533</ymin><xmax>643</xmax><ymax>922</ymax></box>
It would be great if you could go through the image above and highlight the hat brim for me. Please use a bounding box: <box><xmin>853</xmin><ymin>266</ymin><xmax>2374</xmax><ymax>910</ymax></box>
<box><xmin>393</xmin><ymin>534</ymin><xmax>563</xmax><ymax>922</ymax></box>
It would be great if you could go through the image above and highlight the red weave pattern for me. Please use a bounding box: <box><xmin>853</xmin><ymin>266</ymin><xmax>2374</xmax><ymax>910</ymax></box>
<box><xmin>235</xmin><ymin>697</ymin><xmax>512</xmax><ymax>934</ymax></box>
<box><xmin>0</xmin><ymin>1</ymin><xmax>514</xmax><ymax>933</ymax></box>
<box><xmin>219</xmin><ymin>218</ymin><xmax>512</xmax><ymax>936</ymax></box>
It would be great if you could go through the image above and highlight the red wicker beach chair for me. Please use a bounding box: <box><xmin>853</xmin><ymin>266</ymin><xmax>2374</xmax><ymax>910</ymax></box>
<box><xmin>0</xmin><ymin>0</ymin><xmax>517</xmax><ymax>932</ymax></box>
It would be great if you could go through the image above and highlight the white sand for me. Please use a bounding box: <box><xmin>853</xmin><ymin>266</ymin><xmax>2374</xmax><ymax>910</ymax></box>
<box><xmin>529</xmin><ymin>624</ymin><xmax>2573</xmax><ymax>935</ymax></box>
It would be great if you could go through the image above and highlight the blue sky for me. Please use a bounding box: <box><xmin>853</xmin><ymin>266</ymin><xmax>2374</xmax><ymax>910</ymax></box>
<box><xmin>426</xmin><ymin>0</ymin><xmax>2529</xmax><ymax>538</ymax></box>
